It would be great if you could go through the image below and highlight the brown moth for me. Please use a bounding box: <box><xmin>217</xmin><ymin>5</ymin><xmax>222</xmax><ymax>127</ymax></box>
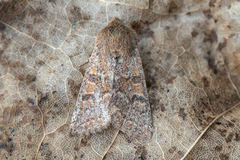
<box><xmin>71</xmin><ymin>17</ymin><xmax>153</xmax><ymax>140</ymax></box>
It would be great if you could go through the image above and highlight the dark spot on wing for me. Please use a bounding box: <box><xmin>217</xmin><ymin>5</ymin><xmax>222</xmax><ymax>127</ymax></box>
<box><xmin>131</xmin><ymin>95</ymin><xmax>146</xmax><ymax>103</ymax></box>
<box><xmin>88</xmin><ymin>74</ymin><xmax>97</xmax><ymax>83</ymax></box>
<box><xmin>133</xmin><ymin>76</ymin><xmax>142</xmax><ymax>84</ymax></box>
<box><xmin>82</xmin><ymin>94</ymin><xmax>93</xmax><ymax>101</ymax></box>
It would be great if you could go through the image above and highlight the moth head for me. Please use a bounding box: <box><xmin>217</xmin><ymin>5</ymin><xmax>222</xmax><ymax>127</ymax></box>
<box><xmin>96</xmin><ymin>17</ymin><xmax>138</xmax><ymax>57</ymax></box>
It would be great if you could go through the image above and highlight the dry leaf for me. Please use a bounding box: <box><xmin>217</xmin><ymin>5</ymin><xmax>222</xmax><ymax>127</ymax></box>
<box><xmin>0</xmin><ymin>0</ymin><xmax>240</xmax><ymax>159</ymax></box>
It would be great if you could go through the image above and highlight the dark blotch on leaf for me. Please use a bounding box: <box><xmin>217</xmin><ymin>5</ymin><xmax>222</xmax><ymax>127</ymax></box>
<box><xmin>191</xmin><ymin>30</ymin><xmax>198</xmax><ymax>37</ymax></box>
<box><xmin>214</xmin><ymin>68</ymin><xmax>218</xmax><ymax>74</ymax></box>
<box><xmin>219</xmin><ymin>153</ymin><xmax>230</xmax><ymax>160</ymax></box>
<box><xmin>218</xmin><ymin>39</ymin><xmax>227</xmax><ymax>51</ymax></box>
<box><xmin>215</xmin><ymin>145</ymin><xmax>222</xmax><ymax>152</ymax></box>
<box><xmin>202</xmin><ymin>76</ymin><xmax>210</xmax><ymax>88</ymax></box>
<box><xmin>38</xmin><ymin>93</ymin><xmax>48</xmax><ymax>105</ymax></box>
<box><xmin>80</xmin><ymin>138</ymin><xmax>88</xmax><ymax>147</ymax></box>
<box><xmin>226</xmin><ymin>133</ymin><xmax>234</xmax><ymax>143</ymax></box>
<box><xmin>235</xmin><ymin>133</ymin><xmax>240</xmax><ymax>141</ymax></box>
<box><xmin>178</xmin><ymin>108</ymin><xmax>187</xmax><ymax>120</ymax></box>
<box><xmin>27</xmin><ymin>98</ymin><xmax>35</xmax><ymax>105</ymax></box>
<box><xmin>0</xmin><ymin>23</ymin><xmax>6</xmax><ymax>31</ymax></box>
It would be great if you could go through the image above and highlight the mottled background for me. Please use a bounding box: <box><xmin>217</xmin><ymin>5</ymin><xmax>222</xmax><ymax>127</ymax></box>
<box><xmin>0</xmin><ymin>0</ymin><xmax>240</xmax><ymax>159</ymax></box>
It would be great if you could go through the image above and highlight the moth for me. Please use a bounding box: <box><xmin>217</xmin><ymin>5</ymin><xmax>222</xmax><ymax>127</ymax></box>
<box><xmin>71</xmin><ymin>17</ymin><xmax>153</xmax><ymax>140</ymax></box>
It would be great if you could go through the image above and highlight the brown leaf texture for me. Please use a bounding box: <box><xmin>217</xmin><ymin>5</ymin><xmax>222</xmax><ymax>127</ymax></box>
<box><xmin>0</xmin><ymin>0</ymin><xmax>240</xmax><ymax>160</ymax></box>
